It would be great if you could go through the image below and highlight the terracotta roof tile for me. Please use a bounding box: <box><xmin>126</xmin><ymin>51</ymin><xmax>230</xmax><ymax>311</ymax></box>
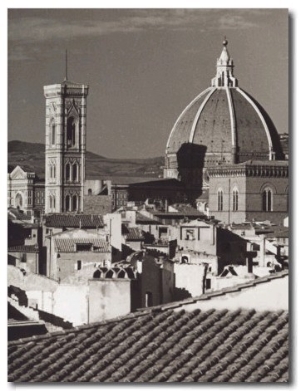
<box><xmin>8</xmin><ymin>245</ymin><xmax>39</xmax><ymax>253</ymax></box>
<box><xmin>44</xmin><ymin>214</ymin><xmax>104</xmax><ymax>228</ymax></box>
<box><xmin>122</xmin><ymin>226</ymin><xmax>144</xmax><ymax>241</ymax></box>
<box><xmin>136</xmin><ymin>212</ymin><xmax>160</xmax><ymax>225</ymax></box>
<box><xmin>8</xmin><ymin>307</ymin><xmax>288</xmax><ymax>382</ymax></box>
<box><xmin>54</xmin><ymin>238</ymin><xmax>110</xmax><ymax>253</ymax></box>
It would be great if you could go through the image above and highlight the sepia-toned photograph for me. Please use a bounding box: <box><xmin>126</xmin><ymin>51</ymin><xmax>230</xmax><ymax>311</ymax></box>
<box><xmin>7</xmin><ymin>8</ymin><xmax>289</xmax><ymax>383</ymax></box>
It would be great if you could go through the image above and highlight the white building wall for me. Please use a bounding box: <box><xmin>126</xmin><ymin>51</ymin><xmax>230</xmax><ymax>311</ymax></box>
<box><xmin>177</xmin><ymin>275</ymin><xmax>288</xmax><ymax>313</ymax></box>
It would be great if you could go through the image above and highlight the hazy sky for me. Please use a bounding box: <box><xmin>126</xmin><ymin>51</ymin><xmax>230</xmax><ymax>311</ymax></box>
<box><xmin>8</xmin><ymin>8</ymin><xmax>288</xmax><ymax>158</ymax></box>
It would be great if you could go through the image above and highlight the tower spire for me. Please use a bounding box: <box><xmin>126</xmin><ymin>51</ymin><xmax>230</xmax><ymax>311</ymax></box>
<box><xmin>211</xmin><ymin>38</ymin><xmax>238</xmax><ymax>88</ymax></box>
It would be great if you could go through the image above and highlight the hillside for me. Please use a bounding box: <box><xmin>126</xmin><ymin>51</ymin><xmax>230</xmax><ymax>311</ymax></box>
<box><xmin>8</xmin><ymin>140</ymin><xmax>164</xmax><ymax>179</ymax></box>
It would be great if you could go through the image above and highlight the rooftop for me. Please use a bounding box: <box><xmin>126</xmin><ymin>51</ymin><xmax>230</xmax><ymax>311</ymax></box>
<box><xmin>8</xmin><ymin>306</ymin><xmax>288</xmax><ymax>382</ymax></box>
<box><xmin>8</xmin><ymin>245</ymin><xmax>39</xmax><ymax>253</ymax></box>
<box><xmin>136</xmin><ymin>212</ymin><xmax>160</xmax><ymax>225</ymax></box>
<box><xmin>8</xmin><ymin>271</ymin><xmax>288</xmax><ymax>382</ymax></box>
<box><xmin>44</xmin><ymin>214</ymin><xmax>104</xmax><ymax>228</ymax></box>
<box><xmin>54</xmin><ymin>238</ymin><xmax>110</xmax><ymax>253</ymax></box>
<box><xmin>122</xmin><ymin>226</ymin><xmax>145</xmax><ymax>241</ymax></box>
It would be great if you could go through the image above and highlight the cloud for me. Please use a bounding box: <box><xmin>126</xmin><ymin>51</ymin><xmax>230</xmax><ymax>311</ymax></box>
<box><xmin>7</xmin><ymin>9</ymin><xmax>221</xmax><ymax>45</ymax></box>
<box><xmin>7</xmin><ymin>9</ymin><xmax>281</xmax><ymax>61</ymax></box>
<box><xmin>217</xmin><ymin>14</ymin><xmax>259</xmax><ymax>30</ymax></box>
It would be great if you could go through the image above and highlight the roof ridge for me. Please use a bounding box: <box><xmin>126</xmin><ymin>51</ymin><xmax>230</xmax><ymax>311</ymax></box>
<box><xmin>135</xmin><ymin>270</ymin><xmax>289</xmax><ymax>312</ymax></box>
<box><xmin>8</xmin><ymin>271</ymin><xmax>288</xmax><ymax>347</ymax></box>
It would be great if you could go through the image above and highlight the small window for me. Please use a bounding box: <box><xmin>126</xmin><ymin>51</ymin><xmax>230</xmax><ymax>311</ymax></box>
<box><xmin>233</xmin><ymin>189</ymin><xmax>239</xmax><ymax>211</ymax></box>
<box><xmin>76</xmin><ymin>243</ymin><xmax>92</xmax><ymax>252</ymax></box>
<box><xmin>262</xmin><ymin>188</ymin><xmax>273</xmax><ymax>212</ymax></box>
<box><xmin>185</xmin><ymin>229</ymin><xmax>195</xmax><ymax>240</ymax></box>
<box><xmin>77</xmin><ymin>260</ymin><xmax>82</xmax><ymax>270</ymax></box>
<box><xmin>88</xmin><ymin>188</ymin><xmax>92</xmax><ymax>195</ymax></box>
<box><xmin>205</xmin><ymin>279</ymin><xmax>211</xmax><ymax>290</ymax></box>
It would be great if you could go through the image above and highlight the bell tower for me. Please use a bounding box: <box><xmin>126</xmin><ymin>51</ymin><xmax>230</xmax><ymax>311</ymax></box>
<box><xmin>44</xmin><ymin>77</ymin><xmax>89</xmax><ymax>214</ymax></box>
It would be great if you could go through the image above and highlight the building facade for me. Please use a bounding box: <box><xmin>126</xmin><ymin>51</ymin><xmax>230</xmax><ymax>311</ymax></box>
<box><xmin>7</xmin><ymin>166</ymin><xmax>45</xmax><ymax>214</ymax></box>
<box><xmin>208</xmin><ymin>160</ymin><xmax>288</xmax><ymax>225</ymax></box>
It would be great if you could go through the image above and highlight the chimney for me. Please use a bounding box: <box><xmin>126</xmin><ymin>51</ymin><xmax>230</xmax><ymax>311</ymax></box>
<box><xmin>245</xmin><ymin>251</ymin><xmax>257</xmax><ymax>274</ymax></box>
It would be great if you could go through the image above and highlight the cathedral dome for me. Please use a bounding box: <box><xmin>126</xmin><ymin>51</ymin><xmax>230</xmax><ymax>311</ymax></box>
<box><xmin>165</xmin><ymin>40</ymin><xmax>283</xmax><ymax>179</ymax></box>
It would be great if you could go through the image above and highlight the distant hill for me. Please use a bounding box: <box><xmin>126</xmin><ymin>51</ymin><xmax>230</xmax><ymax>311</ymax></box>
<box><xmin>8</xmin><ymin>140</ymin><xmax>164</xmax><ymax>180</ymax></box>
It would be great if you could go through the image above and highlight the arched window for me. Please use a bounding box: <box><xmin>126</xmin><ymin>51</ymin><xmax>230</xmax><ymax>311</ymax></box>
<box><xmin>53</xmin><ymin>165</ymin><xmax>56</xmax><ymax>179</ymax></box>
<box><xmin>53</xmin><ymin>195</ymin><xmax>56</xmax><ymax>210</ymax></box>
<box><xmin>217</xmin><ymin>189</ymin><xmax>223</xmax><ymax>211</ymax></box>
<box><xmin>67</xmin><ymin>117</ymin><xmax>76</xmax><ymax>147</ymax></box>
<box><xmin>262</xmin><ymin>188</ymin><xmax>273</xmax><ymax>211</ymax></box>
<box><xmin>72</xmin><ymin>195</ymin><xmax>77</xmax><ymax>211</ymax></box>
<box><xmin>66</xmin><ymin>163</ymin><xmax>71</xmax><ymax>181</ymax></box>
<box><xmin>15</xmin><ymin>193</ymin><xmax>23</xmax><ymax>208</ymax></box>
<box><xmin>117</xmin><ymin>270</ymin><xmax>126</xmax><ymax>279</ymax></box>
<box><xmin>66</xmin><ymin>195</ymin><xmax>70</xmax><ymax>211</ymax></box>
<box><xmin>72</xmin><ymin>164</ymin><xmax>78</xmax><ymax>182</ymax></box>
<box><xmin>88</xmin><ymin>188</ymin><xmax>92</xmax><ymax>195</ymax></box>
<box><xmin>49</xmin><ymin>195</ymin><xmax>53</xmax><ymax>210</ymax></box>
<box><xmin>106</xmin><ymin>269</ymin><xmax>114</xmax><ymax>279</ymax></box>
<box><xmin>51</xmin><ymin>122</ymin><xmax>56</xmax><ymax>145</ymax></box>
<box><xmin>233</xmin><ymin>189</ymin><xmax>239</xmax><ymax>211</ymax></box>
<box><xmin>93</xmin><ymin>270</ymin><xmax>101</xmax><ymax>279</ymax></box>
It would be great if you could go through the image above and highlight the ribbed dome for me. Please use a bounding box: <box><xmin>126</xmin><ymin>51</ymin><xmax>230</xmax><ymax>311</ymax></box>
<box><xmin>164</xmin><ymin>40</ymin><xmax>283</xmax><ymax>182</ymax></box>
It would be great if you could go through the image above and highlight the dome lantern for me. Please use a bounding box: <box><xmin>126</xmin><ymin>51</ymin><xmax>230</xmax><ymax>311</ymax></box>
<box><xmin>211</xmin><ymin>38</ymin><xmax>238</xmax><ymax>88</ymax></box>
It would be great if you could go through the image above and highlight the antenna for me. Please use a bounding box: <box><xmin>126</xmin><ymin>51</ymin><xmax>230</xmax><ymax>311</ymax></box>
<box><xmin>65</xmin><ymin>49</ymin><xmax>68</xmax><ymax>81</ymax></box>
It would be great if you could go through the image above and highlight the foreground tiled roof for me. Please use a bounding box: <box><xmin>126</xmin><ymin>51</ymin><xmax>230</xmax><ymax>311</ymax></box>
<box><xmin>44</xmin><ymin>214</ymin><xmax>104</xmax><ymax>228</ymax></box>
<box><xmin>54</xmin><ymin>238</ymin><xmax>110</xmax><ymax>253</ymax></box>
<box><xmin>8</xmin><ymin>306</ymin><xmax>288</xmax><ymax>382</ymax></box>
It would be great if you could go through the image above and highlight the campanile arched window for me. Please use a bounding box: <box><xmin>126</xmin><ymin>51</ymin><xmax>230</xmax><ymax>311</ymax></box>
<box><xmin>233</xmin><ymin>188</ymin><xmax>239</xmax><ymax>211</ymax></box>
<box><xmin>66</xmin><ymin>163</ymin><xmax>71</xmax><ymax>181</ymax></box>
<box><xmin>72</xmin><ymin>163</ymin><xmax>78</xmax><ymax>182</ymax></box>
<box><xmin>72</xmin><ymin>195</ymin><xmax>77</xmax><ymax>211</ymax></box>
<box><xmin>262</xmin><ymin>188</ymin><xmax>273</xmax><ymax>212</ymax></box>
<box><xmin>217</xmin><ymin>189</ymin><xmax>223</xmax><ymax>211</ymax></box>
<box><xmin>66</xmin><ymin>195</ymin><xmax>70</xmax><ymax>212</ymax></box>
<box><xmin>67</xmin><ymin>116</ymin><xmax>76</xmax><ymax>147</ymax></box>
<box><xmin>51</xmin><ymin>121</ymin><xmax>56</xmax><ymax>145</ymax></box>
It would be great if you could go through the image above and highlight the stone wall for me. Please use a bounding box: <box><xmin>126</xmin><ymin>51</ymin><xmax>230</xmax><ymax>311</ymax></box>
<box><xmin>83</xmin><ymin>195</ymin><xmax>112</xmax><ymax>214</ymax></box>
